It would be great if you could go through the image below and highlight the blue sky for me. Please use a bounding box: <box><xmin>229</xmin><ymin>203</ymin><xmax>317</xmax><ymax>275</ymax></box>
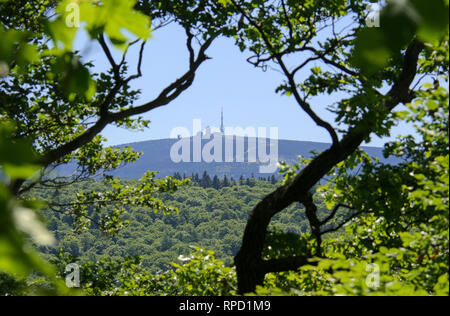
<box><xmin>77</xmin><ymin>21</ymin><xmax>415</xmax><ymax>148</ymax></box>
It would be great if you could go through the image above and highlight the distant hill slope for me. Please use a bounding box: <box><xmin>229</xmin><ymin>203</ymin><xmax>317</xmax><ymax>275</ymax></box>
<box><xmin>97</xmin><ymin>136</ymin><xmax>394</xmax><ymax>179</ymax></box>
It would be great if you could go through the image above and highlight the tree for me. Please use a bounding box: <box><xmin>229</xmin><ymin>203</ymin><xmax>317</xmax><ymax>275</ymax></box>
<box><xmin>193</xmin><ymin>173</ymin><xmax>200</xmax><ymax>184</ymax></box>
<box><xmin>0</xmin><ymin>0</ymin><xmax>233</xmax><ymax>231</ymax></box>
<box><xmin>200</xmin><ymin>171</ymin><xmax>212</xmax><ymax>188</ymax></box>
<box><xmin>216</xmin><ymin>0</ymin><xmax>449</xmax><ymax>293</ymax></box>
<box><xmin>212</xmin><ymin>175</ymin><xmax>221</xmax><ymax>190</ymax></box>
<box><xmin>1</xmin><ymin>0</ymin><xmax>448</xmax><ymax>296</ymax></box>
<box><xmin>258</xmin><ymin>82</ymin><xmax>448</xmax><ymax>296</ymax></box>
<box><xmin>223</xmin><ymin>175</ymin><xmax>230</xmax><ymax>187</ymax></box>
<box><xmin>0</xmin><ymin>0</ymin><xmax>230</xmax><ymax>290</ymax></box>
<box><xmin>270</xmin><ymin>175</ymin><xmax>277</xmax><ymax>185</ymax></box>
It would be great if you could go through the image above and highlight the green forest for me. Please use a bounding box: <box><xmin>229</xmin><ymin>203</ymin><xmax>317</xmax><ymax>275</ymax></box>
<box><xmin>1</xmin><ymin>0</ymin><xmax>449</xmax><ymax>297</ymax></box>
<box><xmin>34</xmin><ymin>175</ymin><xmax>332</xmax><ymax>272</ymax></box>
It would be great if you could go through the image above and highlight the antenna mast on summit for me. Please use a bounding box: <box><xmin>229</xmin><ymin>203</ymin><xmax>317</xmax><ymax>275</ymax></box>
<box><xmin>220</xmin><ymin>107</ymin><xmax>225</xmax><ymax>134</ymax></box>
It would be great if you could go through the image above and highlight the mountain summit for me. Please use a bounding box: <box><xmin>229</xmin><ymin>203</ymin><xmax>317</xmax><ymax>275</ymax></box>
<box><xmin>102</xmin><ymin>137</ymin><xmax>392</xmax><ymax>179</ymax></box>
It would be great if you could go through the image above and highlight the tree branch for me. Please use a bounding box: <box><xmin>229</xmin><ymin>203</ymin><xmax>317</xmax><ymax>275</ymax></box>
<box><xmin>98</xmin><ymin>35</ymin><xmax>120</xmax><ymax>80</ymax></box>
<box><xmin>319</xmin><ymin>203</ymin><xmax>353</xmax><ymax>226</ymax></box>
<box><xmin>299</xmin><ymin>192</ymin><xmax>323</xmax><ymax>255</ymax></box>
<box><xmin>234</xmin><ymin>38</ymin><xmax>424</xmax><ymax>294</ymax></box>
<box><xmin>263</xmin><ymin>255</ymin><xmax>315</xmax><ymax>274</ymax></box>
<box><xmin>321</xmin><ymin>210</ymin><xmax>365</xmax><ymax>235</ymax></box>
<box><xmin>38</xmin><ymin>33</ymin><xmax>217</xmax><ymax>168</ymax></box>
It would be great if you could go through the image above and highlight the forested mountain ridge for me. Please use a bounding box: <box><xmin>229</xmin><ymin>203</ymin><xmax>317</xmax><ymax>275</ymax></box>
<box><xmin>60</xmin><ymin>137</ymin><xmax>395</xmax><ymax>179</ymax></box>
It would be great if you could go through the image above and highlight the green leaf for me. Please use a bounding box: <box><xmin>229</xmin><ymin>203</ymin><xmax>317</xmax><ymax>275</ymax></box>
<box><xmin>2</xmin><ymin>164</ymin><xmax>40</xmax><ymax>179</ymax></box>
<box><xmin>411</xmin><ymin>0</ymin><xmax>449</xmax><ymax>43</ymax></box>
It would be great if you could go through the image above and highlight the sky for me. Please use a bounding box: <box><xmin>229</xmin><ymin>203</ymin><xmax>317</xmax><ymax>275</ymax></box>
<box><xmin>76</xmin><ymin>20</ymin><xmax>415</xmax><ymax>148</ymax></box>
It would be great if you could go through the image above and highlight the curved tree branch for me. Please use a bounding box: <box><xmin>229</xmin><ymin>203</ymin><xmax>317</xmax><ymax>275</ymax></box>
<box><xmin>300</xmin><ymin>192</ymin><xmax>323</xmax><ymax>256</ymax></box>
<box><xmin>234</xmin><ymin>39</ymin><xmax>424</xmax><ymax>294</ymax></box>
<box><xmin>37</xmin><ymin>32</ymin><xmax>217</xmax><ymax>169</ymax></box>
<box><xmin>230</xmin><ymin>0</ymin><xmax>340</xmax><ymax>146</ymax></box>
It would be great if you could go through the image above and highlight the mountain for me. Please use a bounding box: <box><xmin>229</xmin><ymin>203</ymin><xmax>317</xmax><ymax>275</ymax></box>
<box><xmin>96</xmin><ymin>135</ymin><xmax>395</xmax><ymax>179</ymax></box>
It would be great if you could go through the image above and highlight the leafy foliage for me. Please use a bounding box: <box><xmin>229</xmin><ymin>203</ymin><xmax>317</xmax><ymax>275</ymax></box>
<box><xmin>258</xmin><ymin>66</ymin><xmax>449</xmax><ymax>296</ymax></box>
<box><xmin>51</xmin><ymin>247</ymin><xmax>237</xmax><ymax>296</ymax></box>
<box><xmin>33</xmin><ymin>178</ymin><xmax>320</xmax><ymax>272</ymax></box>
<box><xmin>0</xmin><ymin>0</ymin><xmax>213</xmax><ymax>295</ymax></box>
<box><xmin>0</xmin><ymin>122</ymin><xmax>71</xmax><ymax>295</ymax></box>
<box><xmin>1</xmin><ymin>0</ymin><xmax>448</xmax><ymax>297</ymax></box>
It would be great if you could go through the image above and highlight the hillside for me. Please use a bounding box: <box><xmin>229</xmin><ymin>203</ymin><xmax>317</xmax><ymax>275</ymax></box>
<box><xmin>75</xmin><ymin>136</ymin><xmax>394</xmax><ymax>179</ymax></box>
<box><xmin>35</xmin><ymin>179</ymin><xmax>334</xmax><ymax>273</ymax></box>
